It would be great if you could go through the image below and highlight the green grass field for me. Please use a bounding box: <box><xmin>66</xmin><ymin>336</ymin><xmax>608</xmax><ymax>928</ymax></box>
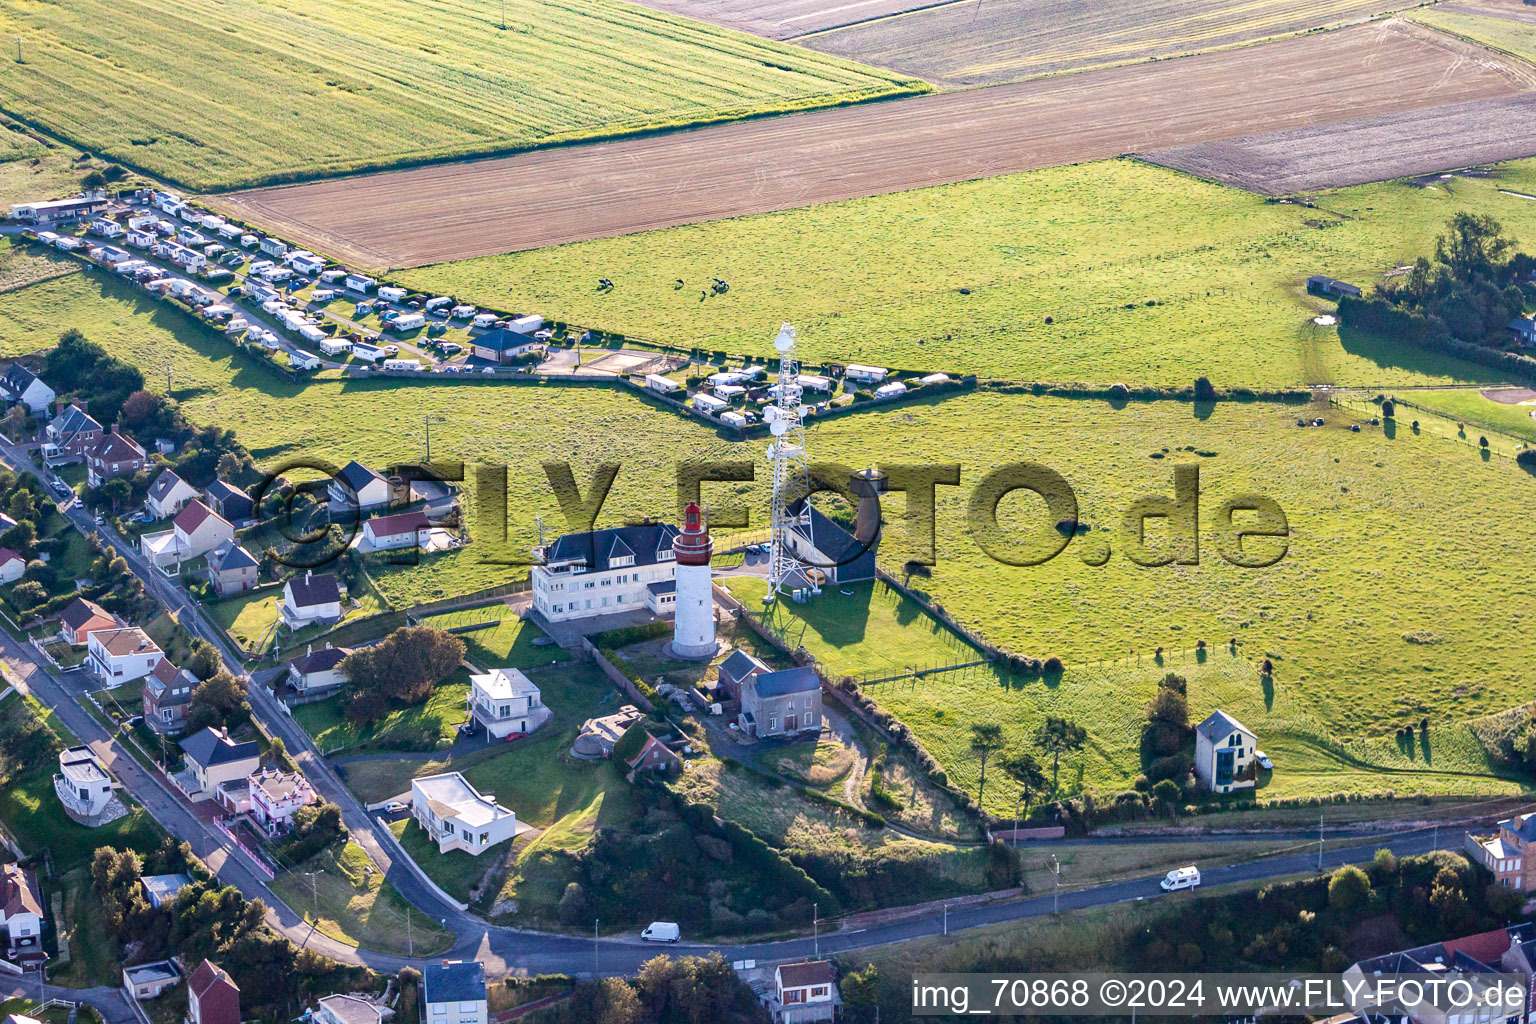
<box><xmin>1389</xmin><ymin>389</ymin><xmax>1536</xmax><ymax>444</ymax></box>
<box><xmin>401</xmin><ymin>157</ymin><xmax>1536</xmax><ymax>387</ymax></box>
<box><xmin>1413</xmin><ymin>7</ymin><xmax>1536</xmax><ymax>64</ymax></box>
<box><xmin>416</xmin><ymin>603</ymin><xmax>570</xmax><ymax>670</ymax></box>
<box><xmin>269</xmin><ymin>842</ymin><xmax>454</xmax><ymax>956</ymax></box>
<box><xmin>0</xmin><ymin>0</ymin><xmax>919</xmax><ymax>190</ymax></box>
<box><xmin>295</xmin><ymin>669</ymin><xmax>470</xmax><ymax>754</ymax></box>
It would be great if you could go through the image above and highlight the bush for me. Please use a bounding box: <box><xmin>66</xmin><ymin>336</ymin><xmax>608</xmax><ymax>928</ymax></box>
<box><xmin>1328</xmin><ymin>865</ymin><xmax>1371</xmax><ymax>912</ymax></box>
<box><xmin>1109</xmin><ymin>383</ymin><xmax>1129</xmax><ymax>400</ymax></box>
<box><xmin>1193</xmin><ymin>376</ymin><xmax>1217</xmax><ymax>402</ymax></box>
<box><xmin>1520</xmin><ymin>447</ymin><xmax>1536</xmax><ymax>468</ymax></box>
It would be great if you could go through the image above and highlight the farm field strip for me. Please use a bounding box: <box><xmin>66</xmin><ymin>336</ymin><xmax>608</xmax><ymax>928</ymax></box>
<box><xmin>214</xmin><ymin>20</ymin><xmax>1535</xmax><ymax>268</ymax></box>
<box><xmin>802</xmin><ymin>0</ymin><xmax>1407</xmax><ymax>86</ymax></box>
<box><xmin>0</xmin><ymin>0</ymin><xmax>918</xmax><ymax>191</ymax></box>
<box><xmin>1139</xmin><ymin>94</ymin><xmax>1536</xmax><ymax>195</ymax></box>
<box><xmin>625</xmin><ymin>0</ymin><xmax>953</xmax><ymax>38</ymax></box>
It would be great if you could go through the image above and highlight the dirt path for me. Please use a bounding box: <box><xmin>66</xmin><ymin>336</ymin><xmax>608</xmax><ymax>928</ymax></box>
<box><xmin>820</xmin><ymin>705</ymin><xmax>870</xmax><ymax>808</ymax></box>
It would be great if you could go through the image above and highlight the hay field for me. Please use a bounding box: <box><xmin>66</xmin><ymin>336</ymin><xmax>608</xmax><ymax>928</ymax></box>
<box><xmin>0</xmin><ymin>0</ymin><xmax>919</xmax><ymax>191</ymax></box>
<box><xmin>804</xmin><ymin>0</ymin><xmax>1405</xmax><ymax>86</ymax></box>
<box><xmin>626</xmin><ymin>0</ymin><xmax>947</xmax><ymax>38</ymax></box>
<box><xmin>213</xmin><ymin>20</ymin><xmax>1530</xmax><ymax>267</ymax></box>
<box><xmin>1414</xmin><ymin>0</ymin><xmax>1536</xmax><ymax>60</ymax></box>
<box><xmin>404</xmin><ymin>158</ymin><xmax>1536</xmax><ymax>388</ymax></box>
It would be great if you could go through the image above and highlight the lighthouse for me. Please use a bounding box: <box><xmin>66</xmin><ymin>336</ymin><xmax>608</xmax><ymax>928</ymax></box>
<box><xmin>669</xmin><ymin>501</ymin><xmax>717</xmax><ymax>660</ymax></box>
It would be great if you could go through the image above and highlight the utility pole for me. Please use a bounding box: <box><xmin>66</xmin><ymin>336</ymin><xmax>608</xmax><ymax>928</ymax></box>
<box><xmin>813</xmin><ymin>902</ymin><xmax>819</xmax><ymax>957</ymax></box>
<box><xmin>407</xmin><ymin>908</ymin><xmax>413</xmax><ymax>956</ymax></box>
<box><xmin>943</xmin><ymin>903</ymin><xmax>948</xmax><ymax>936</ymax></box>
<box><xmin>1317</xmin><ymin>812</ymin><xmax>1324</xmax><ymax>872</ymax></box>
<box><xmin>594</xmin><ymin>919</ymin><xmax>600</xmax><ymax>978</ymax></box>
<box><xmin>1051</xmin><ymin>854</ymin><xmax>1061</xmax><ymax>914</ymax></box>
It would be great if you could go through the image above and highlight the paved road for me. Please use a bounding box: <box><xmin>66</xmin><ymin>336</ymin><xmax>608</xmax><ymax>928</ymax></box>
<box><xmin>0</xmin><ymin>976</ymin><xmax>136</xmax><ymax>1024</ymax></box>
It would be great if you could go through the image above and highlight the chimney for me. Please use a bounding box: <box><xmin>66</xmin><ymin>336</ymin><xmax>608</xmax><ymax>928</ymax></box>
<box><xmin>306</xmin><ymin>644</ymin><xmax>312</xmax><ymax>656</ymax></box>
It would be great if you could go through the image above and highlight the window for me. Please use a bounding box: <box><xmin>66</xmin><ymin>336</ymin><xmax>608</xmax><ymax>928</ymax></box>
<box><xmin>480</xmin><ymin>832</ymin><xmax>489</xmax><ymax>845</ymax></box>
<box><xmin>768</xmin><ymin>717</ymin><xmax>777</xmax><ymax>731</ymax></box>
<box><xmin>783</xmin><ymin>989</ymin><xmax>804</xmax><ymax>1004</ymax></box>
<box><xmin>811</xmin><ymin>986</ymin><xmax>828</xmax><ymax>998</ymax></box>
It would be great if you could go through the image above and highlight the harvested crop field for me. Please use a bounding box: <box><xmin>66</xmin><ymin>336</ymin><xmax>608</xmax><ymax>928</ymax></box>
<box><xmin>1139</xmin><ymin>94</ymin><xmax>1536</xmax><ymax>195</ymax></box>
<box><xmin>803</xmin><ymin>0</ymin><xmax>1404</xmax><ymax>86</ymax></box>
<box><xmin>215</xmin><ymin>20</ymin><xmax>1536</xmax><ymax>269</ymax></box>
<box><xmin>626</xmin><ymin>0</ymin><xmax>946</xmax><ymax>38</ymax></box>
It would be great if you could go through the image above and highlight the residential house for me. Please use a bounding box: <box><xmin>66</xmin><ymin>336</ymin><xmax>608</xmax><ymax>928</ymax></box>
<box><xmin>622</xmin><ymin>729</ymin><xmax>681</xmax><ymax>777</ymax></box>
<box><xmin>0</xmin><ymin>863</ymin><xmax>44</xmax><ymax>958</ymax></box>
<box><xmin>314</xmin><ymin>995</ymin><xmax>385</xmax><ymax>1024</ymax></box>
<box><xmin>0</xmin><ymin>363</ymin><xmax>54</xmax><ymax>415</ymax></box>
<box><xmin>329</xmin><ymin>461</ymin><xmax>391</xmax><ymax>515</ymax></box>
<box><xmin>1194</xmin><ymin>710</ymin><xmax>1257</xmax><ymax>794</ymax></box>
<box><xmin>123</xmin><ymin>960</ymin><xmax>180</xmax><ymax>1001</ymax></box>
<box><xmin>204</xmin><ymin>479</ymin><xmax>254</xmax><ymax>523</ymax></box>
<box><xmin>1511</xmin><ymin>317</ymin><xmax>1536</xmax><ymax>348</ymax></box>
<box><xmin>177</xmin><ymin>727</ymin><xmax>261</xmax><ymax>802</ymax></box>
<box><xmin>784</xmin><ymin>504</ymin><xmax>876</xmax><ymax>585</ymax></box>
<box><xmin>187</xmin><ymin>960</ymin><xmax>241</xmax><ymax>1024</ymax></box>
<box><xmin>86</xmin><ymin>429</ymin><xmax>148</xmax><ymax>487</ymax></box>
<box><xmin>467</xmin><ymin>668</ymin><xmax>549</xmax><ymax>740</ymax></box>
<box><xmin>843</xmin><ymin>364</ymin><xmax>888</xmax><ymax>384</ymax></box>
<box><xmin>1343</xmin><ymin>925</ymin><xmax>1534</xmax><ymax>1024</ymax></box>
<box><xmin>570</xmin><ymin>705</ymin><xmax>644</xmax><ymax>759</ymax></box>
<box><xmin>279</xmin><ymin>571</ymin><xmax>344</xmax><ymax>630</ymax></box>
<box><xmin>88</xmin><ymin>627</ymin><xmax>163</xmax><ymax>684</ymax></box>
<box><xmin>716</xmin><ymin>650</ymin><xmax>768</xmax><ymax>701</ymax></box>
<box><xmin>767</xmin><ymin>960</ymin><xmax>840</xmax><ymax>1024</ymax></box>
<box><xmin>287</xmin><ymin>644</ymin><xmax>352</xmax><ymax>695</ymax></box>
<box><xmin>421</xmin><ymin>960</ymin><xmax>487</xmax><ymax>1024</ymax></box>
<box><xmin>139</xmin><ymin>873</ymin><xmax>192</xmax><ymax>909</ymax></box>
<box><xmin>362</xmin><ymin>509</ymin><xmax>429</xmax><ymax>551</ymax></box>
<box><xmin>59</xmin><ymin>596</ymin><xmax>116</xmax><ymax>645</ymax></box>
<box><xmin>143</xmin><ymin>657</ymin><xmax>196</xmax><ymax>736</ymax></box>
<box><xmin>206</xmin><ymin>540</ymin><xmax>259</xmax><ymax>597</ymax></box>
<box><xmin>1460</xmin><ymin>813</ymin><xmax>1536</xmax><ymax>892</ymax></box>
<box><xmin>530</xmin><ymin>521</ymin><xmax>679</xmax><ymax>623</ymax></box>
<box><xmin>249</xmin><ymin>768</ymin><xmax>316</xmax><ymax>836</ymax></box>
<box><xmin>738</xmin><ymin>666</ymin><xmax>822</xmax><ymax>739</ymax></box>
<box><xmin>1306</xmin><ymin>275</ymin><xmax>1362</xmax><ymax>298</ymax></box>
<box><xmin>469</xmin><ymin>328</ymin><xmax>542</xmax><ymax>364</ymax></box>
<box><xmin>0</xmin><ymin>548</ymin><xmax>23</xmax><ymax>584</ymax></box>
<box><xmin>409</xmin><ymin>773</ymin><xmax>519</xmax><ymax>856</ymax></box>
<box><xmin>141</xmin><ymin>500</ymin><xmax>234</xmax><ymax>568</ymax></box>
<box><xmin>45</xmin><ymin>403</ymin><xmax>103</xmax><ymax>464</ymax></box>
<box><xmin>54</xmin><ymin>745</ymin><xmax>114</xmax><ymax>823</ymax></box>
<box><xmin>145</xmin><ymin>468</ymin><xmax>199</xmax><ymax>519</ymax></box>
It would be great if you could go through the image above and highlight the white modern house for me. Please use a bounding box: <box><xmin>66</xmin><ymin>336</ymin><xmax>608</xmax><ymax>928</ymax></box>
<box><xmin>314</xmin><ymin>995</ymin><xmax>385</xmax><ymax>1024</ymax></box>
<box><xmin>329</xmin><ymin>461</ymin><xmax>391</xmax><ymax>515</ymax></box>
<box><xmin>421</xmin><ymin>960</ymin><xmax>487</xmax><ymax>1024</ymax></box>
<box><xmin>467</xmin><ymin>668</ymin><xmax>550</xmax><ymax>740</ymax></box>
<box><xmin>0</xmin><ymin>363</ymin><xmax>54</xmax><ymax>415</ymax></box>
<box><xmin>530</xmin><ymin>522</ymin><xmax>678</xmax><ymax>624</ymax></box>
<box><xmin>140</xmin><ymin>499</ymin><xmax>234</xmax><ymax>569</ymax></box>
<box><xmin>248</xmin><ymin>768</ymin><xmax>316</xmax><ymax>836</ymax></box>
<box><xmin>409</xmin><ymin>773</ymin><xmax>518</xmax><ymax>856</ymax></box>
<box><xmin>88</xmin><ymin>627</ymin><xmax>163</xmax><ymax>684</ymax></box>
<box><xmin>145</xmin><ymin>468</ymin><xmax>200</xmax><ymax>520</ymax></box>
<box><xmin>279</xmin><ymin>571</ymin><xmax>344</xmax><ymax>629</ymax></box>
<box><xmin>123</xmin><ymin>960</ymin><xmax>181</xmax><ymax>1001</ymax></box>
<box><xmin>55</xmin><ymin>745</ymin><xmax>115</xmax><ymax>824</ymax></box>
<box><xmin>1194</xmin><ymin>710</ymin><xmax>1257</xmax><ymax>794</ymax></box>
<box><xmin>0</xmin><ymin>863</ymin><xmax>44</xmax><ymax>958</ymax></box>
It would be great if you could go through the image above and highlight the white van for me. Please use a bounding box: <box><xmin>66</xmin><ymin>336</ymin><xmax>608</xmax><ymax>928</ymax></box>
<box><xmin>641</xmin><ymin>922</ymin><xmax>680</xmax><ymax>943</ymax></box>
<box><xmin>1160</xmin><ymin>866</ymin><xmax>1200</xmax><ymax>892</ymax></box>
<box><xmin>424</xmin><ymin>296</ymin><xmax>453</xmax><ymax>312</ymax></box>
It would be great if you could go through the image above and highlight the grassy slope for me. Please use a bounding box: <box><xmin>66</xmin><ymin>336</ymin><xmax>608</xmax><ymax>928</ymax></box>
<box><xmin>1413</xmin><ymin>7</ymin><xmax>1536</xmax><ymax>62</ymax></box>
<box><xmin>417</xmin><ymin>603</ymin><xmax>571</xmax><ymax>669</ymax></box>
<box><xmin>295</xmin><ymin>670</ymin><xmax>470</xmax><ymax>755</ymax></box>
<box><xmin>269</xmin><ymin>841</ymin><xmax>454</xmax><ymax>956</ymax></box>
<box><xmin>0</xmin><ymin>0</ymin><xmax>919</xmax><ymax>190</ymax></box>
<box><xmin>401</xmin><ymin>158</ymin><xmax>1536</xmax><ymax>388</ymax></box>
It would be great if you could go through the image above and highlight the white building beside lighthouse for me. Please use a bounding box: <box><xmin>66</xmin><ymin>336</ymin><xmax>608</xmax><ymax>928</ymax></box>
<box><xmin>530</xmin><ymin>521</ymin><xmax>680</xmax><ymax>623</ymax></box>
<box><xmin>669</xmin><ymin>502</ymin><xmax>717</xmax><ymax>659</ymax></box>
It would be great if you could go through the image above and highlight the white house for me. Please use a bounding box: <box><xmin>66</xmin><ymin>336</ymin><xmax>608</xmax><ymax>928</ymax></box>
<box><xmin>843</xmin><ymin>364</ymin><xmax>888</xmax><ymax>384</ymax></box>
<box><xmin>530</xmin><ymin>522</ymin><xmax>679</xmax><ymax>623</ymax></box>
<box><xmin>55</xmin><ymin>745</ymin><xmax>114</xmax><ymax>823</ymax></box>
<box><xmin>123</xmin><ymin>961</ymin><xmax>181</xmax><ymax>1001</ymax></box>
<box><xmin>645</xmin><ymin>374</ymin><xmax>681</xmax><ymax>394</ymax></box>
<box><xmin>768</xmin><ymin>961</ymin><xmax>840</xmax><ymax>1024</ymax></box>
<box><xmin>248</xmin><ymin>768</ymin><xmax>316</xmax><ymax>836</ymax></box>
<box><xmin>0</xmin><ymin>363</ymin><xmax>54</xmax><ymax>415</ymax></box>
<box><xmin>343</xmin><ymin>274</ymin><xmax>376</xmax><ymax>294</ymax></box>
<box><xmin>421</xmin><ymin>961</ymin><xmax>487</xmax><ymax>1024</ymax></box>
<box><xmin>314</xmin><ymin>995</ymin><xmax>385</xmax><ymax>1024</ymax></box>
<box><xmin>0</xmin><ymin>863</ymin><xmax>44</xmax><ymax>957</ymax></box>
<box><xmin>140</xmin><ymin>873</ymin><xmax>192</xmax><ymax>909</ymax></box>
<box><xmin>280</xmin><ymin>571</ymin><xmax>344</xmax><ymax>630</ymax></box>
<box><xmin>287</xmin><ymin>644</ymin><xmax>352</xmax><ymax>695</ymax></box>
<box><xmin>874</xmin><ymin>381</ymin><xmax>909</xmax><ymax>399</ymax></box>
<box><xmin>177</xmin><ymin>727</ymin><xmax>261</xmax><ymax>803</ymax></box>
<box><xmin>691</xmin><ymin>392</ymin><xmax>727</xmax><ymax>414</ymax></box>
<box><xmin>468</xmin><ymin>668</ymin><xmax>550</xmax><ymax>740</ymax></box>
<box><xmin>88</xmin><ymin>627</ymin><xmax>163</xmax><ymax>684</ymax></box>
<box><xmin>287</xmin><ymin>251</ymin><xmax>324</xmax><ymax>275</ymax></box>
<box><xmin>361</xmin><ymin>509</ymin><xmax>429</xmax><ymax>551</ymax></box>
<box><xmin>145</xmin><ymin>468</ymin><xmax>199</xmax><ymax>520</ymax></box>
<box><xmin>329</xmin><ymin>461</ymin><xmax>391</xmax><ymax>514</ymax></box>
<box><xmin>141</xmin><ymin>499</ymin><xmax>234</xmax><ymax>568</ymax></box>
<box><xmin>409</xmin><ymin>773</ymin><xmax>518</xmax><ymax>856</ymax></box>
<box><xmin>0</xmin><ymin>547</ymin><xmax>24</xmax><ymax>584</ymax></box>
<box><xmin>1194</xmin><ymin>710</ymin><xmax>1257</xmax><ymax>794</ymax></box>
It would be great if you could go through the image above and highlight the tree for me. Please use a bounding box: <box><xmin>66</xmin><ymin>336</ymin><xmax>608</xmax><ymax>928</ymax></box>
<box><xmin>841</xmin><ymin>963</ymin><xmax>881</xmax><ymax>1024</ymax></box>
<box><xmin>283</xmin><ymin>801</ymin><xmax>345</xmax><ymax>863</ymax></box>
<box><xmin>7</xmin><ymin>488</ymin><xmax>32</xmax><ymax>522</ymax></box>
<box><xmin>11</xmin><ymin>580</ymin><xmax>45</xmax><ymax>608</ymax></box>
<box><xmin>1436</xmin><ymin>212</ymin><xmax>1514</xmax><ymax>281</ymax></box>
<box><xmin>100</xmin><ymin>476</ymin><xmax>132</xmax><ymax>512</ymax></box>
<box><xmin>187</xmin><ymin>672</ymin><xmax>250</xmax><ymax>733</ymax></box>
<box><xmin>339</xmin><ymin>626</ymin><xmax>465</xmax><ymax>706</ymax></box>
<box><xmin>187</xmin><ymin>639</ymin><xmax>222</xmax><ymax>681</ymax></box>
<box><xmin>1429</xmin><ymin>866</ymin><xmax>1467</xmax><ymax>929</ymax></box>
<box><xmin>969</xmin><ymin>723</ymin><xmax>1005</xmax><ymax>803</ymax></box>
<box><xmin>1151</xmin><ymin>778</ymin><xmax>1182</xmax><ymax>817</ymax></box>
<box><xmin>1328</xmin><ymin>865</ymin><xmax>1371</xmax><ymax>913</ymax></box>
<box><xmin>119</xmin><ymin>390</ymin><xmax>177</xmax><ymax>440</ymax></box>
<box><xmin>1001</xmin><ymin>751</ymin><xmax>1047</xmax><ymax>810</ymax></box>
<box><xmin>557</xmin><ymin>882</ymin><xmax>589</xmax><ymax>925</ymax></box>
<box><xmin>1035</xmin><ymin>716</ymin><xmax>1087</xmax><ymax>793</ymax></box>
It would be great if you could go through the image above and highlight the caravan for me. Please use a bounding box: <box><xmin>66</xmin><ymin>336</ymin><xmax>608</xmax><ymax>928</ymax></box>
<box><xmin>1160</xmin><ymin>866</ymin><xmax>1200</xmax><ymax>892</ymax></box>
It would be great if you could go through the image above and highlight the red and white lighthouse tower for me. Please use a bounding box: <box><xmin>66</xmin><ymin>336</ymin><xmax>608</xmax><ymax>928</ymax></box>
<box><xmin>670</xmin><ymin>501</ymin><xmax>717</xmax><ymax>659</ymax></box>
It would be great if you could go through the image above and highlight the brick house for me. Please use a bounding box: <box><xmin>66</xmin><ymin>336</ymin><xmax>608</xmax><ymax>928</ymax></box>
<box><xmin>1466</xmin><ymin>813</ymin><xmax>1536</xmax><ymax>890</ymax></box>
<box><xmin>58</xmin><ymin>596</ymin><xmax>117</xmax><ymax>645</ymax></box>
<box><xmin>187</xmin><ymin>960</ymin><xmax>240</xmax><ymax>1024</ymax></box>
<box><xmin>143</xmin><ymin>658</ymin><xmax>196</xmax><ymax>735</ymax></box>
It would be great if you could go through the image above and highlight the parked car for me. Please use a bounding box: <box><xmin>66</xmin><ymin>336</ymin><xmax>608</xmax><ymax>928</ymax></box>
<box><xmin>383</xmin><ymin>802</ymin><xmax>406</xmax><ymax>814</ymax></box>
<box><xmin>1255</xmin><ymin>751</ymin><xmax>1273</xmax><ymax>770</ymax></box>
<box><xmin>439</xmin><ymin>342</ymin><xmax>461</xmax><ymax>355</ymax></box>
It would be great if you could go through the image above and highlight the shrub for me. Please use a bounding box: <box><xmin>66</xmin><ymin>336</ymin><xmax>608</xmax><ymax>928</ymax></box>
<box><xmin>1328</xmin><ymin>865</ymin><xmax>1371</xmax><ymax>912</ymax></box>
<box><xmin>1381</xmin><ymin>398</ymin><xmax>1396</xmax><ymax>417</ymax></box>
<box><xmin>1193</xmin><ymin>376</ymin><xmax>1217</xmax><ymax>402</ymax></box>
<box><xmin>1518</xmin><ymin>447</ymin><xmax>1536</xmax><ymax>468</ymax></box>
<box><xmin>1109</xmin><ymin>383</ymin><xmax>1129</xmax><ymax>400</ymax></box>
<box><xmin>1480</xmin><ymin>436</ymin><xmax>1490</xmax><ymax>448</ymax></box>
<box><xmin>1043</xmin><ymin>655</ymin><xmax>1063</xmax><ymax>674</ymax></box>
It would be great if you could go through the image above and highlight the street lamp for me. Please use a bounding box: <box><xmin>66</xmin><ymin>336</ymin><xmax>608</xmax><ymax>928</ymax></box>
<box><xmin>594</xmin><ymin>919</ymin><xmax>600</xmax><ymax>978</ymax></box>
<box><xmin>1051</xmin><ymin>855</ymin><xmax>1061</xmax><ymax>914</ymax></box>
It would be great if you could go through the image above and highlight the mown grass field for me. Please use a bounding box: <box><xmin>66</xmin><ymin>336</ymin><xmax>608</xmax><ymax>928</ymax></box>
<box><xmin>416</xmin><ymin>603</ymin><xmax>570</xmax><ymax>670</ymax></box>
<box><xmin>0</xmin><ymin>0</ymin><xmax>920</xmax><ymax>191</ymax></box>
<box><xmin>1393</xmin><ymin>388</ymin><xmax>1536</xmax><ymax>444</ymax></box>
<box><xmin>402</xmin><ymin>157</ymin><xmax>1536</xmax><ymax>388</ymax></box>
<box><xmin>269</xmin><ymin>841</ymin><xmax>454</xmax><ymax>956</ymax></box>
<box><xmin>1413</xmin><ymin>5</ymin><xmax>1536</xmax><ymax>62</ymax></box>
<box><xmin>295</xmin><ymin>669</ymin><xmax>470</xmax><ymax>755</ymax></box>
<box><xmin>804</xmin><ymin>0</ymin><xmax>1400</xmax><ymax>86</ymax></box>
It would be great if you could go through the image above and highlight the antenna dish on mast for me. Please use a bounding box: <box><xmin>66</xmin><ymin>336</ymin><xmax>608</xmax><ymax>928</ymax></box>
<box><xmin>773</xmin><ymin>323</ymin><xmax>796</xmax><ymax>352</ymax></box>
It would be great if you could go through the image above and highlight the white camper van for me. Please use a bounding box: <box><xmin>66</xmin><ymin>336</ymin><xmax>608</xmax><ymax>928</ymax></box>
<box><xmin>1160</xmin><ymin>866</ymin><xmax>1200</xmax><ymax>892</ymax></box>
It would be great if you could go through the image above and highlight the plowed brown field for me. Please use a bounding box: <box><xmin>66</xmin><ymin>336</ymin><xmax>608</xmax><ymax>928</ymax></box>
<box><xmin>213</xmin><ymin>20</ymin><xmax>1536</xmax><ymax>270</ymax></box>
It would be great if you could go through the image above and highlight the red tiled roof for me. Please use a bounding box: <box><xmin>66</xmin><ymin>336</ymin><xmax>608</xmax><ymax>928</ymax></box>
<box><xmin>1</xmin><ymin>863</ymin><xmax>42</xmax><ymax>918</ymax></box>
<box><xmin>365</xmin><ymin>509</ymin><xmax>429</xmax><ymax>538</ymax></box>
<box><xmin>174</xmin><ymin>499</ymin><xmax>227</xmax><ymax>535</ymax></box>
<box><xmin>61</xmin><ymin>597</ymin><xmax>113</xmax><ymax>633</ymax></box>
<box><xmin>0</xmin><ymin>547</ymin><xmax>22</xmax><ymax>566</ymax></box>
<box><xmin>778</xmin><ymin>960</ymin><xmax>835</xmax><ymax>989</ymax></box>
<box><xmin>1444</xmin><ymin>927</ymin><xmax>1516</xmax><ymax>968</ymax></box>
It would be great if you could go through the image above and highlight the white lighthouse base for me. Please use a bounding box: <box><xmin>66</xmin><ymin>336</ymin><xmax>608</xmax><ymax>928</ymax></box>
<box><xmin>663</xmin><ymin>636</ymin><xmax>727</xmax><ymax>662</ymax></box>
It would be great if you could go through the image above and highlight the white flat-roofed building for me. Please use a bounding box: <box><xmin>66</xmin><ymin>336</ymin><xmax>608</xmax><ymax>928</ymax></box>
<box><xmin>314</xmin><ymin>995</ymin><xmax>385</xmax><ymax>1024</ymax></box>
<box><xmin>55</xmin><ymin>745</ymin><xmax>114</xmax><ymax>823</ymax></box>
<box><xmin>410</xmin><ymin>773</ymin><xmax>518</xmax><ymax>856</ymax></box>
<box><xmin>843</xmin><ymin>364</ymin><xmax>888</xmax><ymax>384</ymax></box>
<box><xmin>530</xmin><ymin>522</ymin><xmax>678</xmax><ymax>623</ymax></box>
<box><xmin>468</xmin><ymin>668</ymin><xmax>550</xmax><ymax>740</ymax></box>
<box><xmin>123</xmin><ymin>960</ymin><xmax>180</xmax><ymax>1001</ymax></box>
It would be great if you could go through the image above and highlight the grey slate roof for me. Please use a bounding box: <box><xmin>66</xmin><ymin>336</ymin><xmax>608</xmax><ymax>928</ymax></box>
<box><xmin>148</xmin><ymin>468</ymin><xmax>187</xmax><ymax>502</ymax></box>
<box><xmin>472</xmin><ymin>327</ymin><xmax>537</xmax><ymax>353</ymax></box>
<box><xmin>0</xmin><ymin>362</ymin><xmax>40</xmax><ymax>400</ymax></box>
<box><xmin>207</xmin><ymin>539</ymin><xmax>258</xmax><ymax>572</ymax></box>
<box><xmin>646</xmin><ymin>580</ymin><xmax>676</xmax><ymax>595</ymax></box>
<box><xmin>718</xmin><ymin>650</ymin><xmax>767</xmax><ymax>683</ymax></box>
<box><xmin>205</xmin><ymin>479</ymin><xmax>254</xmax><ymax>519</ymax></box>
<box><xmin>337</xmin><ymin>461</ymin><xmax>385</xmax><ymax>493</ymax></box>
<box><xmin>286</xmin><ymin>572</ymin><xmax>341</xmax><ymax>608</ymax></box>
<box><xmin>422</xmin><ymin>961</ymin><xmax>486</xmax><ymax>1005</ymax></box>
<box><xmin>180</xmin><ymin>727</ymin><xmax>259</xmax><ymax>769</ymax></box>
<box><xmin>788</xmin><ymin>504</ymin><xmax>876</xmax><ymax>580</ymax></box>
<box><xmin>752</xmin><ymin>666</ymin><xmax>819</xmax><ymax>698</ymax></box>
<box><xmin>544</xmin><ymin>522</ymin><xmax>678</xmax><ymax>573</ymax></box>
<box><xmin>51</xmin><ymin>404</ymin><xmax>101</xmax><ymax>437</ymax></box>
<box><xmin>1195</xmin><ymin>710</ymin><xmax>1251</xmax><ymax>743</ymax></box>
<box><xmin>291</xmin><ymin>646</ymin><xmax>351</xmax><ymax>675</ymax></box>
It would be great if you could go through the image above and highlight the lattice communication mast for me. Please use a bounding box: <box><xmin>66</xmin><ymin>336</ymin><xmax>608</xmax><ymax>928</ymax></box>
<box><xmin>764</xmin><ymin>322</ymin><xmax>813</xmax><ymax>602</ymax></box>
